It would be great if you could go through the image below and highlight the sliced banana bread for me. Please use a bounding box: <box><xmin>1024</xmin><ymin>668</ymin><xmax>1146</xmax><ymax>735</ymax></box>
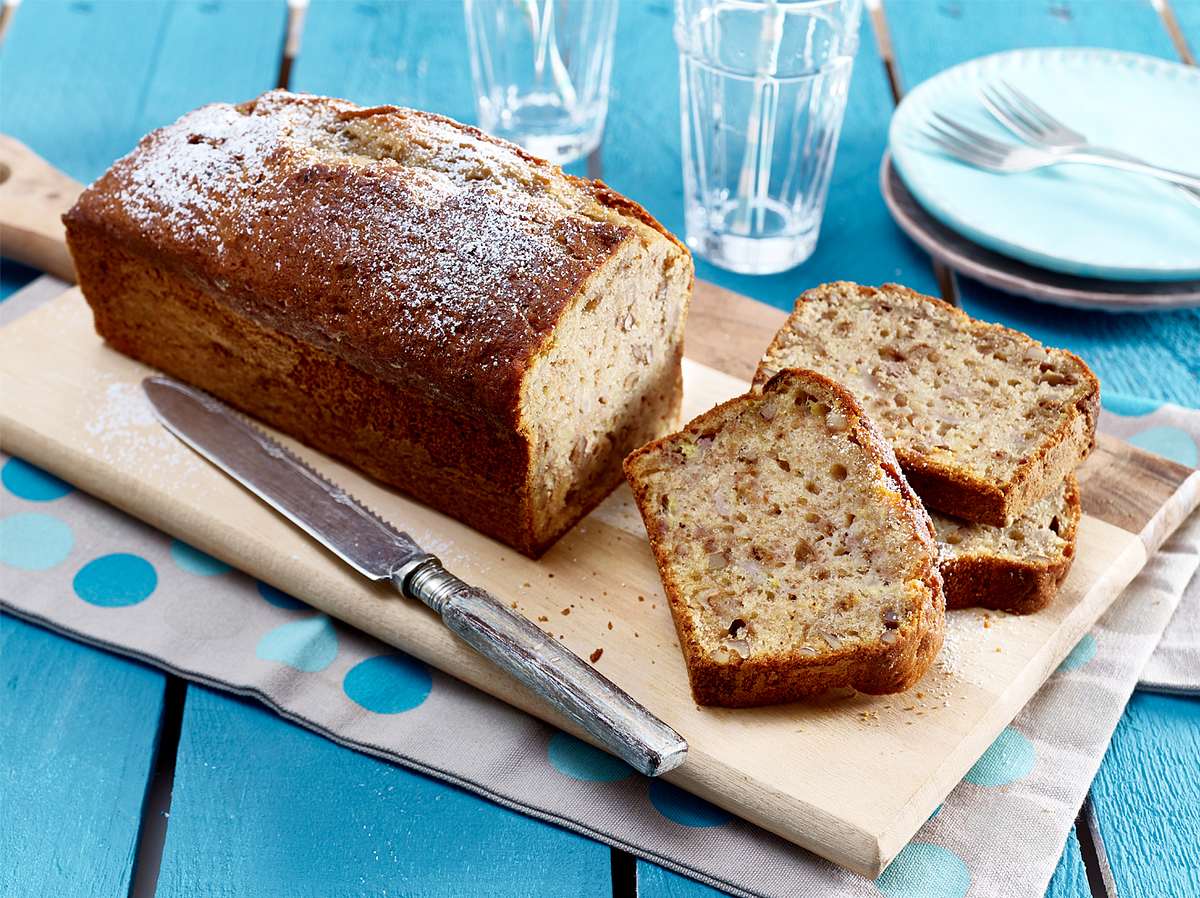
<box><xmin>935</xmin><ymin>475</ymin><xmax>1080</xmax><ymax>615</ymax></box>
<box><xmin>753</xmin><ymin>282</ymin><xmax>1099</xmax><ymax>527</ymax></box>
<box><xmin>624</xmin><ymin>368</ymin><xmax>945</xmax><ymax>707</ymax></box>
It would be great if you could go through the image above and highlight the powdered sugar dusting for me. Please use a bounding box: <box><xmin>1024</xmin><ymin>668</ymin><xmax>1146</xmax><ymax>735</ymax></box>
<box><xmin>79</xmin><ymin>90</ymin><xmax>650</xmax><ymax>410</ymax></box>
<box><xmin>84</xmin><ymin>381</ymin><xmax>201</xmax><ymax>474</ymax></box>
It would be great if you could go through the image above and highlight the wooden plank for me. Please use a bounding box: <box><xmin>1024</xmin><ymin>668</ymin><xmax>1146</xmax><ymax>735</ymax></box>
<box><xmin>291</xmin><ymin>0</ymin><xmax>476</xmax><ymax>121</ymax></box>
<box><xmin>885</xmin><ymin>0</ymin><xmax>1200</xmax><ymax>408</ymax></box>
<box><xmin>636</xmin><ymin>827</ymin><xmax>1092</xmax><ymax>897</ymax></box>
<box><xmin>0</xmin><ymin>614</ymin><xmax>166</xmax><ymax>898</ymax></box>
<box><xmin>1089</xmin><ymin>692</ymin><xmax>1200</xmax><ymax>898</ymax></box>
<box><xmin>1</xmin><ymin>0</ymin><xmax>286</xmax><ymax>181</ymax></box>
<box><xmin>156</xmin><ymin>685</ymin><xmax>611</xmax><ymax>898</ymax></box>
<box><xmin>5</xmin><ymin>286</ymin><xmax>1193</xmax><ymax>877</ymax></box>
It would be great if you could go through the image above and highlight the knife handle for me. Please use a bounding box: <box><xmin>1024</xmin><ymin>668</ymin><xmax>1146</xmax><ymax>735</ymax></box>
<box><xmin>398</xmin><ymin>558</ymin><xmax>687</xmax><ymax>778</ymax></box>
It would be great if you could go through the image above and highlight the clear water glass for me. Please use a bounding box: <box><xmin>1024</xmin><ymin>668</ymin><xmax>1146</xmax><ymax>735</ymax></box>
<box><xmin>675</xmin><ymin>0</ymin><xmax>861</xmax><ymax>274</ymax></box>
<box><xmin>464</xmin><ymin>0</ymin><xmax>619</xmax><ymax>165</ymax></box>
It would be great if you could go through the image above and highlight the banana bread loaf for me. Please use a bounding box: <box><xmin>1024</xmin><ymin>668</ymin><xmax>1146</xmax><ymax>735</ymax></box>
<box><xmin>935</xmin><ymin>475</ymin><xmax>1080</xmax><ymax>614</ymax></box>
<box><xmin>754</xmin><ymin>282</ymin><xmax>1098</xmax><ymax>526</ymax></box>
<box><xmin>64</xmin><ymin>90</ymin><xmax>693</xmax><ymax>557</ymax></box>
<box><xmin>624</xmin><ymin>369</ymin><xmax>944</xmax><ymax>707</ymax></box>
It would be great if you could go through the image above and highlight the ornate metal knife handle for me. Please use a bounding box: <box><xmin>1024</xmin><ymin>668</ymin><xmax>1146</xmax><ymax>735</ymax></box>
<box><xmin>397</xmin><ymin>557</ymin><xmax>688</xmax><ymax>778</ymax></box>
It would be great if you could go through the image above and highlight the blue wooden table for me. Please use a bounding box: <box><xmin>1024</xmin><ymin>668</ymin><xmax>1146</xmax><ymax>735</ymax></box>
<box><xmin>1</xmin><ymin>2</ymin><xmax>1197</xmax><ymax>896</ymax></box>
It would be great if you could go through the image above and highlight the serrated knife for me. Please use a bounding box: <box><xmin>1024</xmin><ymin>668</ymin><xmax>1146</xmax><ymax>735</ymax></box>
<box><xmin>142</xmin><ymin>375</ymin><xmax>687</xmax><ymax>777</ymax></box>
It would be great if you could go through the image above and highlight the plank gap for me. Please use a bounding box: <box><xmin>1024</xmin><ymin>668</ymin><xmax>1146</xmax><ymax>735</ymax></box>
<box><xmin>872</xmin><ymin>1</ymin><xmax>963</xmax><ymax>308</ymax></box>
<box><xmin>276</xmin><ymin>0</ymin><xmax>311</xmax><ymax>90</ymax></box>
<box><xmin>128</xmin><ymin>675</ymin><xmax>188</xmax><ymax>898</ymax></box>
<box><xmin>0</xmin><ymin>0</ymin><xmax>18</xmax><ymax>47</ymax></box>
<box><xmin>1153</xmin><ymin>0</ymin><xmax>1197</xmax><ymax>65</ymax></box>
<box><xmin>1074</xmin><ymin>795</ymin><xmax>1118</xmax><ymax>898</ymax></box>
<box><xmin>610</xmin><ymin>847</ymin><xmax>638</xmax><ymax>898</ymax></box>
<box><xmin>934</xmin><ymin>262</ymin><xmax>962</xmax><ymax>308</ymax></box>
<box><xmin>868</xmin><ymin>0</ymin><xmax>904</xmax><ymax>102</ymax></box>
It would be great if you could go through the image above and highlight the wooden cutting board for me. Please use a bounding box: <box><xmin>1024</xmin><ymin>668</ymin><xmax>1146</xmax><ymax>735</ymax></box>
<box><xmin>1</xmin><ymin>137</ymin><xmax>1198</xmax><ymax>877</ymax></box>
<box><xmin>3</xmin><ymin>282</ymin><xmax>1198</xmax><ymax>877</ymax></box>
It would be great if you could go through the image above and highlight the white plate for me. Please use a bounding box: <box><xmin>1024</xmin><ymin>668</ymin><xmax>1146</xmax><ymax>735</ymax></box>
<box><xmin>890</xmin><ymin>48</ymin><xmax>1200</xmax><ymax>282</ymax></box>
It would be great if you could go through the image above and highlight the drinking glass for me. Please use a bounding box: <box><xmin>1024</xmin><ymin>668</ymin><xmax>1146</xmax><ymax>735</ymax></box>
<box><xmin>675</xmin><ymin>0</ymin><xmax>861</xmax><ymax>274</ymax></box>
<box><xmin>464</xmin><ymin>0</ymin><xmax>619</xmax><ymax>165</ymax></box>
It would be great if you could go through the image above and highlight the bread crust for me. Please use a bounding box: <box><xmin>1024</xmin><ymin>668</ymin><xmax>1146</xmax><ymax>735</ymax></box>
<box><xmin>940</xmin><ymin>475</ymin><xmax>1081</xmax><ymax>615</ymax></box>
<box><xmin>753</xmin><ymin>282</ymin><xmax>1100</xmax><ymax>527</ymax></box>
<box><xmin>625</xmin><ymin>369</ymin><xmax>945</xmax><ymax>707</ymax></box>
<box><xmin>64</xmin><ymin>90</ymin><xmax>691</xmax><ymax>557</ymax></box>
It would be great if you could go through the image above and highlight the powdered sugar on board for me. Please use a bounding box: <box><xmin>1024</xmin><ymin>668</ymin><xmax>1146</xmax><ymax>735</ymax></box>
<box><xmin>84</xmin><ymin>379</ymin><xmax>202</xmax><ymax>475</ymax></box>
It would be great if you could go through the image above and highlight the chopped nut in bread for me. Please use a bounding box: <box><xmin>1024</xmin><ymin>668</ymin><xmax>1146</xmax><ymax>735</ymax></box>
<box><xmin>754</xmin><ymin>282</ymin><xmax>1099</xmax><ymax>526</ymax></box>
<box><xmin>624</xmin><ymin>368</ymin><xmax>945</xmax><ymax>707</ymax></box>
<box><xmin>935</xmin><ymin>475</ymin><xmax>1080</xmax><ymax>614</ymax></box>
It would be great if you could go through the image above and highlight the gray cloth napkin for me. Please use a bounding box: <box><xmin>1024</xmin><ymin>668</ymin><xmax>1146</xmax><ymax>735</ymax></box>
<box><xmin>1101</xmin><ymin>395</ymin><xmax>1200</xmax><ymax>696</ymax></box>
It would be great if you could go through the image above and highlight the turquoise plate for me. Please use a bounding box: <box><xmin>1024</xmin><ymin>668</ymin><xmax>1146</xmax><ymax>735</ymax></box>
<box><xmin>889</xmin><ymin>48</ymin><xmax>1200</xmax><ymax>282</ymax></box>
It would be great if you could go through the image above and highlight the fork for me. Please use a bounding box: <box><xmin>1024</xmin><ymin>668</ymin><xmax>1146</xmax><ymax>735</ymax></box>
<box><xmin>980</xmin><ymin>80</ymin><xmax>1200</xmax><ymax>205</ymax></box>
<box><xmin>924</xmin><ymin>113</ymin><xmax>1200</xmax><ymax>191</ymax></box>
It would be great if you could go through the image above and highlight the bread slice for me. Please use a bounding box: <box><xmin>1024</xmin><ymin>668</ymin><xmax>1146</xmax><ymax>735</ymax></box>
<box><xmin>935</xmin><ymin>475</ymin><xmax>1080</xmax><ymax>614</ymax></box>
<box><xmin>753</xmin><ymin>282</ymin><xmax>1099</xmax><ymax>527</ymax></box>
<box><xmin>623</xmin><ymin>368</ymin><xmax>945</xmax><ymax>707</ymax></box>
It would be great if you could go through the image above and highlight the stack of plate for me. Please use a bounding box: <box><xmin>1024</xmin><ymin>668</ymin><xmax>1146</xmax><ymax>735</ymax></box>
<box><xmin>883</xmin><ymin>48</ymin><xmax>1200</xmax><ymax>311</ymax></box>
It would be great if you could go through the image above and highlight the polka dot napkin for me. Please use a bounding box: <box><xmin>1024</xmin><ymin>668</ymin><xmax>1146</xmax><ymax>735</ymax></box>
<box><xmin>2</xmin><ymin>407</ymin><xmax>1197</xmax><ymax>898</ymax></box>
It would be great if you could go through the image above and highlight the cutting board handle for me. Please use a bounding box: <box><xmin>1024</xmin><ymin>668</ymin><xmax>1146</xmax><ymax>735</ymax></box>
<box><xmin>0</xmin><ymin>134</ymin><xmax>82</xmax><ymax>283</ymax></box>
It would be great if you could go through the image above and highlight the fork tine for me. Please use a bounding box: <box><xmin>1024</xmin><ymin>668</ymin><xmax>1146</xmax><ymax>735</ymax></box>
<box><xmin>924</xmin><ymin>134</ymin><xmax>1001</xmax><ymax>170</ymax></box>
<box><xmin>924</xmin><ymin>126</ymin><xmax>1004</xmax><ymax>166</ymax></box>
<box><xmin>931</xmin><ymin>112</ymin><xmax>1014</xmax><ymax>154</ymax></box>
<box><xmin>999</xmin><ymin>80</ymin><xmax>1060</xmax><ymax>130</ymax></box>
<box><xmin>981</xmin><ymin>84</ymin><xmax>1045</xmax><ymax>139</ymax></box>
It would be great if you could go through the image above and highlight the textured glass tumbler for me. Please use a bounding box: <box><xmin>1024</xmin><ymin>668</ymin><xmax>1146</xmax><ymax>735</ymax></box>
<box><xmin>464</xmin><ymin>0</ymin><xmax>618</xmax><ymax>165</ymax></box>
<box><xmin>676</xmin><ymin>0</ymin><xmax>861</xmax><ymax>274</ymax></box>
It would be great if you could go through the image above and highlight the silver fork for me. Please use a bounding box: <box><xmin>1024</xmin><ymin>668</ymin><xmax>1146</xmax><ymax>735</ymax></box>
<box><xmin>980</xmin><ymin>80</ymin><xmax>1200</xmax><ymax>205</ymax></box>
<box><xmin>924</xmin><ymin>113</ymin><xmax>1200</xmax><ymax>191</ymax></box>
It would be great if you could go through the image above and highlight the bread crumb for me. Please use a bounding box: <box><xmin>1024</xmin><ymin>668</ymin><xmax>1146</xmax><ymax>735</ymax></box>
<box><xmin>589</xmin><ymin>648</ymin><xmax>603</xmax><ymax>663</ymax></box>
<box><xmin>561</xmin><ymin>608</ymin><xmax>571</xmax><ymax>616</ymax></box>
<box><xmin>607</xmin><ymin>621</ymin><xmax>613</xmax><ymax>630</ymax></box>
<box><xmin>537</xmin><ymin>615</ymin><xmax>549</xmax><ymax>622</ymax></box>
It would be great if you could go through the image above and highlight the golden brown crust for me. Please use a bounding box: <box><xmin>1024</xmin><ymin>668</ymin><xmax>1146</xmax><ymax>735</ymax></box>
<box><xmin>940</xmin><ymin>475</ymin><xmax>1081</xmax><ymax>615</ymax></box>
<box><xmin>64</xmin><ymin>91</ymin><xmax>691</xmax><ymax>557</ymax></box>
<box><xmin>63</xmin><ymin>90</ymin><xmax>680</xmax><ymax>427</ymax></box>
<box><xmin>752</xmin><ymin>281</ymin><xmax>1100</xmax><ymax>526</ymax></box>
<box><xmin>625</xmin><ymin>368</ymin><xmax>945</xmax><ymax>707</ymax></box>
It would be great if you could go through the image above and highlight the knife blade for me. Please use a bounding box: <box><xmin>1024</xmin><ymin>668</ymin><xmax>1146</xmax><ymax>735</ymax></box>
<box><xmin>142</xmin><ymin>376</ymin><xmax>687</xmax><ymax>777</ymax></box>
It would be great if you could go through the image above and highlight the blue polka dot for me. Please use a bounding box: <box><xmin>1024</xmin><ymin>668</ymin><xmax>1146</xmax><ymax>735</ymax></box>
<box><xmin>256</xmin><ymin>580</ymin><xmax>308</xmax><ymax>610</ymax></box>
<box><xmin>547</xmin><ymin>732</ymin><xmax>634</xmax><ymax>782</ymax></box>
<box><xmin>2</xmin><ymin>458</ymin><xmax>73</xmax><ymax>502</ymax></box>
<box><xmin>1128</xmin><ymin>426</ymin><xmax>1198</xmax><ymax>468</ymax></box>
<box><xmin>1101</xmin><ymin>393</ymin><xmax>1162</xmax><ymax>417</ymax></box>
<box><xmin>170</xmin><ymin>539</ymin><xmax>231</xmax><ymax>576</ymax></box>
<box><xmin>256</xmin><ymin>616</ymin><xmax>338</xmax><ymax>672</ymax></box>
<box><xmin>343</xmin><ymin>653</ymin><xmax>432</xmax><ymax>713</ymax></box>
<box><xmin>1058</xmin><ymin>633</ymin><xmax>1097</xmax><ymax>673</ymax></box>
<box><xmin>648</xmin><ymin>781</ymin><xmax>731</xmax><ymax>827</ymax></box>
<box><xmin>0</xmin><ymin>513</ymin><xmax>74</xmax><ymax>570</ymax></box>
<box><xmin>963</xmin><ymin>727</ymin><xmax>1035</xmax><ymax>787</ymax></box>
<box><xmin>73</xmin><ymin>553</ymin><xmax>157</xmax><ymax>607</ymax></box>
<box><xmin>876</xmin><ymin>842</ymin><xmax>970</xmax><ymax>898</ymax></box>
